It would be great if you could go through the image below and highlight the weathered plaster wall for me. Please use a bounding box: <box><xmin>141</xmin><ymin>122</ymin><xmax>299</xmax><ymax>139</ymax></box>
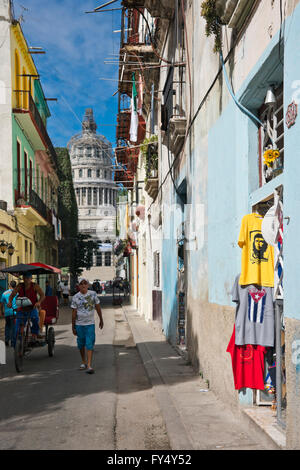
<box><xmin>0</xmin><ymin>1</ymin><xmax>13</xmax><ymax>209</ymax></box>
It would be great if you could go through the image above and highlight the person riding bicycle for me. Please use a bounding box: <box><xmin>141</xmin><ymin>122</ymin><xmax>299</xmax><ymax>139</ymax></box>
<box><xmin>8</xmin><ymin>272</ymin><xmax>45</xmax><ymax>346</ymax></box>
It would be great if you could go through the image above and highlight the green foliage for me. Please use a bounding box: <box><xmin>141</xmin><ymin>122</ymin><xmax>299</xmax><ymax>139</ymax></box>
<box><xmin>200</xmin><ymin>0</ymin><xmax>222</xmax><ymax>53</ymax></box>
<box><xmin>141</xmin><ymin>135</ymin><xmax>158</xmax><ymax>179</ymax></box>
<box><xmin>55</xmin><ymin>147</ymin><xmax>101</xmax><ymax>281</ymax></box>
<box><xmin>140</xmin><ymin>135</ymin><xmax>158</xmax><ymax>157</ymax></box>
<box><xmin>69</xmin><ymin>233</ymin><xmax>98</xmax><ymax>277</ymax></box>
<box><xmin>55</xmin><ymin>149</ymin><xmax>77</xmax><ymax>237</ymax></box>
<box><xmin>55</xmin><ymin>147</ymin><xmax>78</xmax><ymax>274</ymax></box>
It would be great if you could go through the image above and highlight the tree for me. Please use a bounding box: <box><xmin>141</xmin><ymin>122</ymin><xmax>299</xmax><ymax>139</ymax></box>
<box><xmin>69</xmin><ymin>233</ymin><xmax>98</xmax><ymax>279</ymax></box>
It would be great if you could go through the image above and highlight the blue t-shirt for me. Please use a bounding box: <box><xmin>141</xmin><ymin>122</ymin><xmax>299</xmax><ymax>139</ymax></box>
<box><xmin>1</xmin><ymin>289</ymin><xmax>17</xmax><ymax>317</ymax></box>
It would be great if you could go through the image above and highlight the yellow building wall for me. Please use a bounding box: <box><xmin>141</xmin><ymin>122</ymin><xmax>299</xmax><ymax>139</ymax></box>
<box><xmin>10</xmin><ymin>23</ymin><xmax>37</xmax><ymax>110</ymax></box>
<box><xmin>0</xmin><ymin>209</ymin><xmax>35</xmax><ymax>272</ymax></box>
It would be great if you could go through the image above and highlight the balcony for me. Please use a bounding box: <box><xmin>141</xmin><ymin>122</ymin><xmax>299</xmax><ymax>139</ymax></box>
<box><xmin>122</xmin><ymin>0</ymin><xmax>174</xmax><ymax>19</ymax></box>
<box><xmin>119</xmin><ymin>7</ymin><xmax>159</xmax><ymax>97</ymax></box>
<box><xmin>168</xmin><ymin>116</ymin><xmax>187</xmax><ymax>155</ymax></box>
<box><xmin>145</xmin><ymin>175</ymin><xmax>159</xmax><ymax>199</ymax></box>
<box><xmin>144</xmin><ymin>141</ymin><xmax>158</xmax><ymax>199</ymax></box>
<box><xmin>215</xmin><ymin>0</ymin><xmax>256</xmax><ymax>29</ymax></box>
<box><xmin>161</xmin><ymin>66</ymin><xmax>187</xmax><ymax>154</ymax></box>
<box><xmin>14</xmin><ymin>189</ymin><xmax>50</xmax><ymax>226</ymax></box>
<box><xmin>13</xmin><ymin>93</ymin><xmax>58</xmax><ymax>169</ymax></box>
<box><xmin>114</xmin><ymin>167</ymin><xmax>135</xmax><ymax>190</ymax></box>
<box><xmin>116</xmin><ymin>111</ymin><xmax>131</xmax><ymax>142</ymax></box>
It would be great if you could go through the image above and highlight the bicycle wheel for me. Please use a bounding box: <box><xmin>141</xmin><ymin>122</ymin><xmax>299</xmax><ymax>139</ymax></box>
<box><xmin>14</xmin><ymin>332</ymin><xmax>24</xmax><ymax>373</ymax></box>
<box><xmin>47</xmin><ymin>327</ymin><xmax>55</xmax><ymax>357</ymax></box>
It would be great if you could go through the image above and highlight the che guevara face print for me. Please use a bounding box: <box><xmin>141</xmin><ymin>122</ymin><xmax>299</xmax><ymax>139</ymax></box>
<box><xmin>250</xmin><ymin>230</ymin><xmax>269</xmax><ymax>264</ymax></box>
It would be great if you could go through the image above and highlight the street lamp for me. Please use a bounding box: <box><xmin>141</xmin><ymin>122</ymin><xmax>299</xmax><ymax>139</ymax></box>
<box><xmin>7</xmin><ymin>244</ymin><xmax>15</xmax><ymax>256</ymax></box>
<box><xmin>0</xmin><ymin>240</ymin><xmax>7</xmax><ymax>254</ymax></box>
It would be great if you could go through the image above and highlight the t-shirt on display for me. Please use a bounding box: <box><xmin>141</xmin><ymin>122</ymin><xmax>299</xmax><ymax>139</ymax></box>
<box><xmin>238</xmin><ymin>213</ymin><xmax>274</xmax><ymax>287</ymax></box>
<box><xmin>226</xmin><ymin>326</ymin><xmax>266</xmax><ymax>391</ymax></box>
<box><xmin>232</xmin><ymin>274</ymin><xmax>275</xmax><ymax>347</ymax></box>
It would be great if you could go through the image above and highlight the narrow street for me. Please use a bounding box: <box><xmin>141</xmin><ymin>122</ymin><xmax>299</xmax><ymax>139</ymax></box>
<box><xmin>0</xmin><ymin>296</ymin><xmax>280</xmax><ymax>451</ymax></box>
<box><xmin>0</xmin><ymin>297</ymin><xmax>170</xmax><ymax>451</ymax></box>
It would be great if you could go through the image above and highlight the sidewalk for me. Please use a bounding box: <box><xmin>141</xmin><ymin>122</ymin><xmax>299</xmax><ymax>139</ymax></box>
<box><xmin>122</xmin><ymin>304</ymin><xmax>280</xmax><ymax>450</ymax></box>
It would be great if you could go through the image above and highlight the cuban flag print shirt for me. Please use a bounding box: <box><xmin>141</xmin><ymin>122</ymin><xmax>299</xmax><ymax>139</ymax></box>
<box><xmin>231</xmin><ymin>274</ymin><xmax>275</xmax><ymax>348</ymax></box>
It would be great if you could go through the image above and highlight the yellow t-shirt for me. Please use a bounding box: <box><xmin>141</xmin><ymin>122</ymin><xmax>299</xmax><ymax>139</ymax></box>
<box><xmin>238</xmin><ymin>213</ymin><xmax>274</xmax><ymax>287</ymax></box>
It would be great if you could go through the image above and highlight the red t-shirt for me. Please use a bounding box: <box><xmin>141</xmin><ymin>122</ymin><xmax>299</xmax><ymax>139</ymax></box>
<box><xmin>226</xmin><ymin>326</ymin><xmax>266</xmax><ymax>390</ymax></box>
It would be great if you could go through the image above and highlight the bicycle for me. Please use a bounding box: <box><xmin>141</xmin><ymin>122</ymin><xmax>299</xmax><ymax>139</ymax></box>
<box><xmin>14</xmin><ymin>309</ymin><xmax>33</xmax><ymax>373</ymax></box>
<box><xmin>14</xmin><ymin>301</ymin><xmax>56</xmax><ymax>373</ymax></box>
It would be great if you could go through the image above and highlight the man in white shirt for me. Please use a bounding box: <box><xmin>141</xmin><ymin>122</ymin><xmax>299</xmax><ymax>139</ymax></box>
<box><xmin>71</xmin><ymin>277</ymin><xmax>104</xmax><ymax>374</ymax></box>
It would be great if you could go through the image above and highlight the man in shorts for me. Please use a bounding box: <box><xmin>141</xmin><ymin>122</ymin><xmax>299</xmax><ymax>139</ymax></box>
<box><xmin>71</xmin><ymin>277</ymin><xmax>104</xmax><ymax>374</ymax></box>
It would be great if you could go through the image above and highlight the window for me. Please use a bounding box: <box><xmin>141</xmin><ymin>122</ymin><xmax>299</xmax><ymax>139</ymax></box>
<box><xmin>96</xmin><ymin>251</ymin><xmax>102</xmax><ymax>266</ymax></box>
<box><xmin>29</xmin><ymin>160</ymin><xmax>33</xmax><ymax>195</ymax></box>
<box><xmin>87</xmin><ymin>188</ymin><xmax>92</xmax><ymax>205</ymax></box>
<box><xmin>15</xmin><ymin>50</ymin><xmax>21</xmax><ymax>108</ymax></box>
<box><xmin>154</xmin><ymin>251</ymin><xmax>160</xmax><ymax>287</ymax></box>
<box><xmin>104</xmin><ymin>188</ymin><xmax>108</xmax><ymax>204</ymax></box>
<box><xmin>104</xmin><ymin>170</ymin><xmax>107</xmax><ymax>179</ymax></box>
<box><xmin>82</xmin><ymin>188</ymin><xmax>86</xmax><ymax>205</ymax></box>
<box><xmin>22</xmin><ymin>67</ymin><xmax>28</xmax><ymax>109</ymax></box>
<box><xmin>96</xmin><ymin>169</ymin><xmax>100</xmax><ymax>178</ymax></box>
<box><xmin>24</xmin><ymin>151</ymin><xmax>28</xmax><ymax>199</ymax></box>
<box><xmin>79</xmin><ymin>169</ymin><xmax>83</xmax><ymax>178</ymax></box>
<box><xmin>105</xmin><ymin>252</ymin><xmax>111</xmax><ymax>266</ymax></box>
<box><xmin>258</xmin><ymin>84</ymin><xmax>284</xmax><ymax>187</ymax></box>
<box><xmin>17</xmin><ymin>140</ymin><xmax>21</xmax><ymax>197</ymax></box>
<box><xmin>88</xmin><ymin>169</ymin><xmax>92</xmax><ymax>178</ymax></box>
<box><xmin>72</xmin><ymin>170</ymin><xmax>74</xmax><ymax>179</ymax></box>
<box><xmin>93</xmin><ymin>188</ymin><xmax>97</xmax><ymax>205</ymax></box>
<box><xmin>76</xmin><ymin>188</ymin><xmax>80</xmax><ymax>205</ymax></box>
<box><xmin>36</xmin><ymin>165</ymin><xmax>40</xmax><ymax>195</ymax></box>
<box><xmin>99</xmin><ymin>188</ymin><xmax>103</xmax><ymax>205</ymax></box>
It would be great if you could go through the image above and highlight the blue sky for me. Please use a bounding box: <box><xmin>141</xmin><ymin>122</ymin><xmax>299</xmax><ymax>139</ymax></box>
<box><xmin>13</xmin><ymin>0</ymin><xmax>122</xmax><ymax>148</ymax></box>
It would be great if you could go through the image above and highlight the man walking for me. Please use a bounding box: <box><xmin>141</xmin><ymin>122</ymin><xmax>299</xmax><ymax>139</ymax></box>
<box><xmin>71</xmin><ymin>277</ymin><xmax>104</xmax><ymax>374</ymax></box>
<box><xmin>0</xmin><ymin>281</ymin><xmax>17</xmax><ymax>346</ymax></box>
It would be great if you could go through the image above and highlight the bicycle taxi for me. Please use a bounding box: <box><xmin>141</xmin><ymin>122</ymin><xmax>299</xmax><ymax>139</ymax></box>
<box><xmin>0</xmin><ymin>263</ymin><xmax>60</xmax><ymax>373</ymax></box>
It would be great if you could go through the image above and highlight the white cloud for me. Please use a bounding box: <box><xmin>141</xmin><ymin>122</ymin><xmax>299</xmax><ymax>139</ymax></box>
<box><xmin>14</xmin><ymin>0</ymin><xmax>121</xmax><ymax>146</ymax></box>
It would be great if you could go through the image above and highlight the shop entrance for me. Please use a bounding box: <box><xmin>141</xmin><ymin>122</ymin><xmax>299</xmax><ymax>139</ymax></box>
<box><xmin>252</xmin><ymin>186</ymin><xmax>285</xmax><ymax>428</ymax></box>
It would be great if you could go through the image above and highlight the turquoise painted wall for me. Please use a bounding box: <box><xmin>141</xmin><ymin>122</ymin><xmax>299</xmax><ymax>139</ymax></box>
<box><xmin>283</xmin><ymin>3</ymin><xmax>300</xmax><ymax>321</ymax></box>
<box><xmin>207</xmin><ymin>24</ymin><xmax>285</xmax><ymax>307</ymax></box>
<box><xmin>12</xmin><ymin>115</ymin><xmax>35</xmax><ymax>198</ymax></box>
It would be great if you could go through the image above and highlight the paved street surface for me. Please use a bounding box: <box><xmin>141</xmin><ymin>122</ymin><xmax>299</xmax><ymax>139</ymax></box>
<box><xmin>0</xmin><ymin>296</ymin><xmax>170</xmax><ymax>450</ymax></box>
<box><xmin>0</xmin><ymin>296</ymin><xmax>279</xmax><ymax>450</ymax></box>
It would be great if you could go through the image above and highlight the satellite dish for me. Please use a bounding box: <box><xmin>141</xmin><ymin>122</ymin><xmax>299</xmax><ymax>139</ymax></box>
<box><xmin>261</xmin><ymin>205</ymin><xmax>279</xmax><ymax>247</ymax></box>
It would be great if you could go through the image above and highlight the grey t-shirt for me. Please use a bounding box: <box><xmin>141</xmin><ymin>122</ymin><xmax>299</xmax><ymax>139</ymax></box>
<box><xmin>232</xmin><ymin>274</ymin><xmax>275</xmax><ymax>347</ymax></box>
<box><xmin>71</xmin><ymin>290</ymin><xmax>100</xmax><ymax>326</ymax></box>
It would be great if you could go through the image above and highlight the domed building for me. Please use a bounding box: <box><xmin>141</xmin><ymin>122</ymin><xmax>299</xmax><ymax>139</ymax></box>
<box><xmin>68</xmin><ymin>108</ymin><xmax>118</xmax><ymax>282</ymax></box>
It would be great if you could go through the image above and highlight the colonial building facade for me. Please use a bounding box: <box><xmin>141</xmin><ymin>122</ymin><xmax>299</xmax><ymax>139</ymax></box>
<box><xmin>68</xmin><ymin>109</ymin><xmax>117</xmax><ymax>282</ymax></box>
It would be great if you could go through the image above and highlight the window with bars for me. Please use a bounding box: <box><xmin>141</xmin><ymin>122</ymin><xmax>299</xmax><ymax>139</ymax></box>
<box><xmin>258</xmin><ymin>84</ymin><xmax>284</xmax><ymax>186</ymax></box>
<box><xmin>153</xmin><ymin>251</ymin><xmax>160</xmax><ymax>288</ymax></box>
